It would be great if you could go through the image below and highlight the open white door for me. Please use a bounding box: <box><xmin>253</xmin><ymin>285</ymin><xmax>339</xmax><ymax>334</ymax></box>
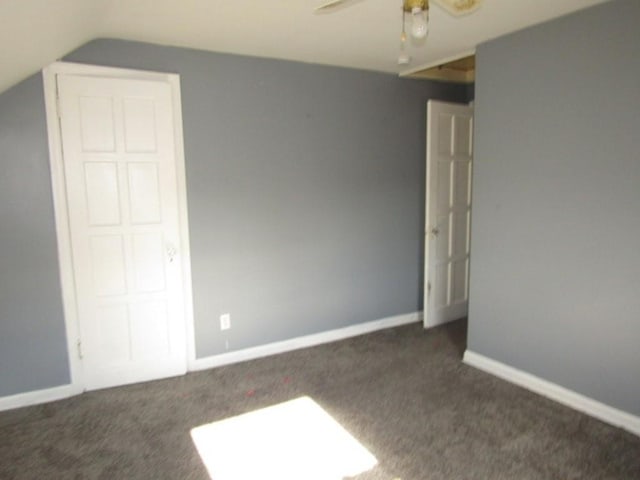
<box><xmin>49</xmin><ymin>67</ymin><xmax>193</xmax><ymax>391</ymax></box>
<box><xmin>424</xmin><ymin>100</ymin><xmax>473</xmax><ymax>328</ymax></box>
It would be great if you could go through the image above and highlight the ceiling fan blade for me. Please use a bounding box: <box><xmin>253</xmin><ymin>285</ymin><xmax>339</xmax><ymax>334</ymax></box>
<box><xmin>432</xmin><ymin>0</ymin><xmax>483</xmax><ymax>16</ymax></box>
<box><xmin>315</xmin><ymin>0</ymin><xmax>369</xmax><ymax>13</ymax></box>
<box><xmin>316</xmin><ymin>0</ymin><xmax>345</xmax><ymax>10</ymax></box>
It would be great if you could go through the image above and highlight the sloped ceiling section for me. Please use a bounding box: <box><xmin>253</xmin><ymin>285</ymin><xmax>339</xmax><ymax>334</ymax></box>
<box><xmin>0</xmin><ymin>0</ymin><xmax>609</xmax><ymax>94</ymax></box>
<box><xmin>0</xmin><ymin>0</ymin><xmax>107</xmax><ymax>93</ymax></box>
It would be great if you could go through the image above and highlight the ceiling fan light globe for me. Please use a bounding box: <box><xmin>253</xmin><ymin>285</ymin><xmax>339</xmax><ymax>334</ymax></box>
<box><xmin>410</xmin><ymin>7</ymin><xmax>428</xmax><ymax>39</ymax></box>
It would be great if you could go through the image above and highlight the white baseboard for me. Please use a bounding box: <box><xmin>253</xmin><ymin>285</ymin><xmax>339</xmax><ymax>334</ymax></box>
<box><xmin>0</xmin><ymin>384</ymin><xmax>80</xmax><ymax>413</ymax></box>
<box><xmin>463</xmin><ymin>350</ymin><xmax>640</xmax><ymax>437</ymax></box>
<box><xmin>0</xmin><ymin>313</ymin><xmax>422</xmax><ymax>412</ymax></box>
<box><xmin>190</xmin><ymin>311</ymin><xmax>423</xmax><ymax>371</ymax></box>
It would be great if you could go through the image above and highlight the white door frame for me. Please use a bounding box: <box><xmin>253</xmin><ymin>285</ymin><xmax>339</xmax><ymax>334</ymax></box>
<box><xmin>43</xmin><ymin>62</ymin><xmax>196</xmax><ymax>393</ymax></box>
<box><xmin>423</xmin><ymin>100</ymin><xmax>474</xmax><ymax>329</ymax></box>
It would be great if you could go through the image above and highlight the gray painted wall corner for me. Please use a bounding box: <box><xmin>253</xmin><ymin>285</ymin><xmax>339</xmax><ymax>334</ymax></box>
<box><xmin>468</xmin><ymin>0</ymin><xmax>640</xmax><ymax>416</ymax></box>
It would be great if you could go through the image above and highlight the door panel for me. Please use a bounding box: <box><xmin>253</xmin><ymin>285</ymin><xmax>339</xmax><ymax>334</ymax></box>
<box><xmin>123</xmin><ymin>97</ymin><xmax>158</xmax><ymax>153</ymax></box>
<box><xmin>127</xmin><ymin>163</ymin><xmax>162</xmax><ymax>224</ymax></box>
<box><xmin>132</xmin><ymin>233</ymin><xmax>167</xmax><ymax>292</ymax></box>
<box><xmin>90</xmin><ymin>235</ymin><xmax>128</xmax><ymax>296</ymax></box>
<box><xmin>57</xmin><ymin>74</ymin><xmax>188</xmax><ymax>390</ymax></box>
<box><xmin>425</xmin><ymin>101</ymin><xmax>474</xmax><ymax>328</ymax></box>
<box><xmin>79</xmin><ymin>96</ymin><xmax>116</xmax><ymax>152</ymax></box>
<box><xmin>84</xmin><ymin>162</ymin><xmax>121</xmax><ymax>225</ymax></box>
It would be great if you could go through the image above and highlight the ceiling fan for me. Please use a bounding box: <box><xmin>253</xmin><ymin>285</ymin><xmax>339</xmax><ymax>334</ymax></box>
<box><xmin>316</xmin><ymin>0</ymin><xmax>483</xmax><ymax>65</ymax></box>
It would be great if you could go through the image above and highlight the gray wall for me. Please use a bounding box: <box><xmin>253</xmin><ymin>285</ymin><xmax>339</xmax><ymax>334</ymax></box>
<box><xmin>0</xmin><ymin>39</ymin><xmax>468</xmax><ymax>396</ymax></box>
<box><xmin>0</xmin><ymin>74</ymin><xmax>71</xmax><ymax>396</ymax></box>
<box><xmin>468</xmin><ymin>0</ymin><xmax>640</xmax><ymax>416</ymax></box>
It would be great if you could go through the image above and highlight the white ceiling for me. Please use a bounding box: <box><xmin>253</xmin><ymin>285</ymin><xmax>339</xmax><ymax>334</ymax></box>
<box><xmin>0</xmin><ymin>0</ymin><xmax>608</xmax><ymax>94</ymax></box>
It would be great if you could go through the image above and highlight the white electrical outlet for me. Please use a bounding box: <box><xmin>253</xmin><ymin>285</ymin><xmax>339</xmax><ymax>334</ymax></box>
<box><xmin>220</xmin><ymin>313</ymin><xmax>231</xmax><ymax>331</ymax></box>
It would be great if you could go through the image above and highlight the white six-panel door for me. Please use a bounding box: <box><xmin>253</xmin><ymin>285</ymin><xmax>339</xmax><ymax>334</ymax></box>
<box><xmin>57</xmin><ymin>74</ymin><xmax>188</xmax><ymax>390</ymax></box>
<box><xmin>424</xmin><ymin>100</ymin><xmax>473</xmax><ymax>328</ymax></box>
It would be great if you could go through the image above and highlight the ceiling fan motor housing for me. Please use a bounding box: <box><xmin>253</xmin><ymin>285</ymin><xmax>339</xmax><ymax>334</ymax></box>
<box><xmin>403</xmin><ymin>0</ymin><xmax>428</xmax><ymax>12</ymax></box>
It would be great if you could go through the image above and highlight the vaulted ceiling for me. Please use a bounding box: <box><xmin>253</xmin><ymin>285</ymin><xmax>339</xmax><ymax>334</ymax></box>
<box><xmin>0</xmin><ymin>0</ymin><xmax>608</xmax><ymax>94</ymax></box>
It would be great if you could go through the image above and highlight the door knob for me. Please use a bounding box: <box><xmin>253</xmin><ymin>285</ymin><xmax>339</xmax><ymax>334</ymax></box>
<box><xmin>166</xmin><ymin>243</ymin><xmax>178</xmax><ymax>263</ymax></box>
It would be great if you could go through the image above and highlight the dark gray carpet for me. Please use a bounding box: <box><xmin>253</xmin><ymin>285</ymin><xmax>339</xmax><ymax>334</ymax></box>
<box><xmin>1</xmin><ymin>319</ymin><xmax>639</xmax><ymax>479</ymax></box>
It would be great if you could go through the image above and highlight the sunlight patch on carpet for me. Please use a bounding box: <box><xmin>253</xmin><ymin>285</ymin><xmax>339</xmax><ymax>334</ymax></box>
<box><xmin>191</xmin><ymin>396</ymin><xmax>378</xmax><ymax>480</ymax></box>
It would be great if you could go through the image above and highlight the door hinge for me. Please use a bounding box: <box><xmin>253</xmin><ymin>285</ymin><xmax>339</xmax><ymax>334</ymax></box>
<box><xmin>427</xmin><ymin>282</ymin><xmax>432</xmax><ymax>295</ymax></box>
<box><xmin>77</xmin><ymin>339</ymin><xmax>83</xmax><ymax>359</ymax></box>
